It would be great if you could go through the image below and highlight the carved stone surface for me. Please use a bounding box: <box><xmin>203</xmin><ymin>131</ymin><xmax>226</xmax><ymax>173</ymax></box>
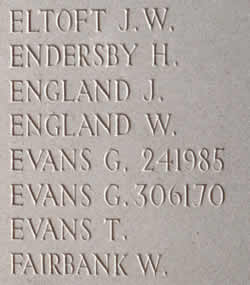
<box><xmin>0</xmin><ymin>1</ymin><xmax>249</xmax><ymax>284</ymax></box>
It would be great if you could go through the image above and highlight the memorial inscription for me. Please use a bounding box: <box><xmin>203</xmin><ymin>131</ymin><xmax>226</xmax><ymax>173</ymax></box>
<box><xmin>0</xmin><ymin>1</ymin><xmax>249</xmax><ymax>285</ymax></box>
